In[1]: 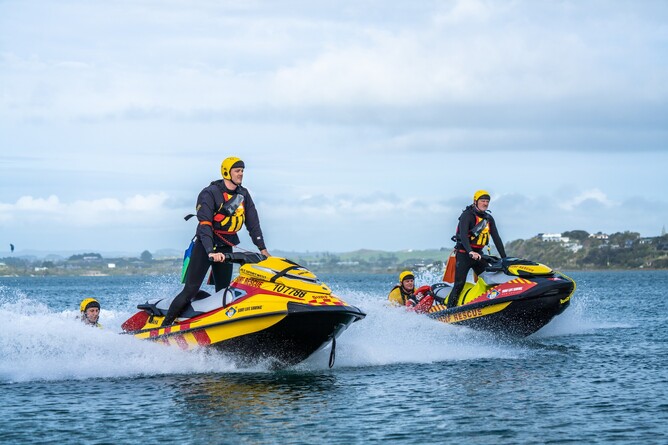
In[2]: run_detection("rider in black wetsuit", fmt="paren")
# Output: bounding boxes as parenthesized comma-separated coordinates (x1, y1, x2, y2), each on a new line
(161, 157, 270, 326)
(447, 190, 506, 308)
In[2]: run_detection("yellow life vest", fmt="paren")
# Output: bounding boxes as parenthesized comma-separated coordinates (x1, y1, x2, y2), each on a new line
(388, 285, 412, 306)
(213, 192, 246, 236)
(469, 215, 490, 249)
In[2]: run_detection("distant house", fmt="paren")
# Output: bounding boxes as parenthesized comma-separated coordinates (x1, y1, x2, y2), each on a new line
(589, 233, 609, 240)
(539, 233, 570, 243)
(107, 263, 116, 269)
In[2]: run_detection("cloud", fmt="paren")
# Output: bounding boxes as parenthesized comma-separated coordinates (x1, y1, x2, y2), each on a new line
(2, 1, 667, 125)
(0, 193, 173, 227)
(558, 189, 617, 211)
(1, 1, 667, 253)
(0, 186, 665, 253)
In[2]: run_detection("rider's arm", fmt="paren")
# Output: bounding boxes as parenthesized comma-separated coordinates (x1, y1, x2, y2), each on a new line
(195, 187, 217, 254)
(240, 188, 267, 252)
(489, 216, 507, 258)
(458, 212, 475, 253)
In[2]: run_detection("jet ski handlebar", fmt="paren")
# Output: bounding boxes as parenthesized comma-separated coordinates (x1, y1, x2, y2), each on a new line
(481, 254, 550, 276)
(480, 254, 503, 272)
(220, 252, 267, 265)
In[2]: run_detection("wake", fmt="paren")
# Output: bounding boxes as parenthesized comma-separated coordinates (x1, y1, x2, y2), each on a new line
(0, 276, 606, 382)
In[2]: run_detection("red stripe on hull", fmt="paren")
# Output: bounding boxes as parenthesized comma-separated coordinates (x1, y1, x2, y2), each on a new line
(192, 330, 212, 346)
(174, 335, 189, 350)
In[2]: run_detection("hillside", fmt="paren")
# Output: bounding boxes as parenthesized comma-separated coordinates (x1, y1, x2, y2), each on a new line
(1, 230, 667, 277)
(505, 231, 668, 270)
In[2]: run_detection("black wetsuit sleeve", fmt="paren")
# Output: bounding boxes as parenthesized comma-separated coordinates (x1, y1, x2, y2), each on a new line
(458, 211, 476, 253)
(241, 189, 267, 251)
(195, 187, 217, 254)
(489, 216, 506, 258)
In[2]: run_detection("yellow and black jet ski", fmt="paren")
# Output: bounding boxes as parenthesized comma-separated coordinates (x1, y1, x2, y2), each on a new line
(121, 253, 365, 368)
(427, 255, 575, 337)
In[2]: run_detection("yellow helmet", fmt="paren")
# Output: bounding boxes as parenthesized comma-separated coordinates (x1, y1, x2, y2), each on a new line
(399, 270, 414, 282)
(221, 157, 245, 180)
(80, 298, 100, 312)
(473, 190, 491, 202)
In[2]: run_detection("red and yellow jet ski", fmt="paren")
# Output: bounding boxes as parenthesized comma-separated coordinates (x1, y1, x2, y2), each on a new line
(427, 255, 576, 336)
(121, 253, 365, 368)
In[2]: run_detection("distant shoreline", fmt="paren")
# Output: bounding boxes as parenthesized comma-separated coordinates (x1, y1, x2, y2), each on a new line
(2, 229, 667, 276)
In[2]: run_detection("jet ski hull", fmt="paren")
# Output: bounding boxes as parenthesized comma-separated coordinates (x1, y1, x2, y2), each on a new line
(210, 304, 364, 367)
(428, 258, 576, 337)
(429, 281, 573, 337)
(122, 255, 366, 368)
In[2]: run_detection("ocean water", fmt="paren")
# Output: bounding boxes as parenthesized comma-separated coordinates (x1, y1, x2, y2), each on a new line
(1, 269, 667, 444)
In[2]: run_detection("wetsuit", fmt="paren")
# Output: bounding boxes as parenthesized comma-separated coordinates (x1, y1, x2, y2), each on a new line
(447, 205, 506, 308)
(162, 180, 266, 326)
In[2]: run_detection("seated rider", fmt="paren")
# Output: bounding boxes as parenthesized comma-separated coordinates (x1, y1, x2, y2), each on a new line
(80, 298, 102, 328)
(388, 271, 434, 313)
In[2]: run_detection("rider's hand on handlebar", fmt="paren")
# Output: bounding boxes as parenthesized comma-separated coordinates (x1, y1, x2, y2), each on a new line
(208, 252, 226, 262)
(469, 251, 481, 261)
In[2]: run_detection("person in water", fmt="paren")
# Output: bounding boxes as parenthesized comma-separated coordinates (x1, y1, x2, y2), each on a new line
(80, 298, 102, 328)
(447, 190, 506, 308)
(161, 156, 270, 327)
(388, 270, 434, 312)
(388, 270, 417, 306)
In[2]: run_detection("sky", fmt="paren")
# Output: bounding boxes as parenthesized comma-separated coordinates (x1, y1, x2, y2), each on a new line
(1, 0, 667, 256)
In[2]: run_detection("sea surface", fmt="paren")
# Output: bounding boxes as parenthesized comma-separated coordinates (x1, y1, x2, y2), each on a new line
(1, 269, 667, 444)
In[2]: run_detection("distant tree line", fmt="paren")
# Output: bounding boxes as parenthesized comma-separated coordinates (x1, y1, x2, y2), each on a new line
(507, 230, 668, 270)
(2, 230, 668, 277)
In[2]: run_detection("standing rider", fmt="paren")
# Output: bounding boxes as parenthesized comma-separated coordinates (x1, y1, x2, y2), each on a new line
(447, 190, 506, 308)
(161, 156, 270, 327)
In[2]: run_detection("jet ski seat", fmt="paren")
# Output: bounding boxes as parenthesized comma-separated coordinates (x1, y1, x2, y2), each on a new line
(137, 289, 229, 320)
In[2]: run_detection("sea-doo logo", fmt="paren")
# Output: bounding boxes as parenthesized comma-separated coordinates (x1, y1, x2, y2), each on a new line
(488, 289, 500, 299)
(501, 286, 524, 294)
(225, 307, 237, 318)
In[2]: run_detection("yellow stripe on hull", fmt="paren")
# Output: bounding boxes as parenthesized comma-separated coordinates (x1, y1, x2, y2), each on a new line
(431, 301, 511, 324)
(204, 313, 287, 345)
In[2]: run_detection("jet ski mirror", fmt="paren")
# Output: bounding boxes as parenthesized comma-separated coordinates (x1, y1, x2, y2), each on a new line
(221, 194, 244, 216)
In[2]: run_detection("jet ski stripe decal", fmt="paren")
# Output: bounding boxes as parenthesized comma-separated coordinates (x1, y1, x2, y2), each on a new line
(174, 334, 189, 350)
(192, 330, 211, 346)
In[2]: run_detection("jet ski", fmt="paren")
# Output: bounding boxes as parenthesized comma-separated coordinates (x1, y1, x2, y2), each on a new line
(121, 253, 365, 368)
(426, 255, 576, 337)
